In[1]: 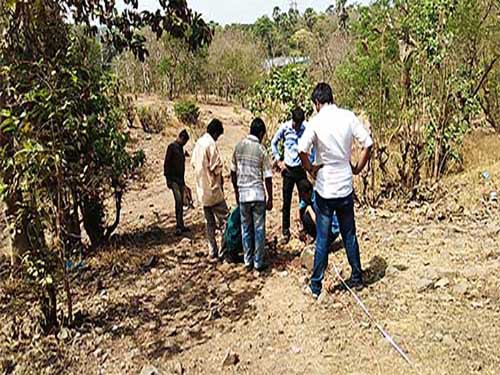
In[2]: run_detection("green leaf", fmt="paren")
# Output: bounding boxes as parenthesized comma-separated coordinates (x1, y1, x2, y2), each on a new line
(6, 0, 17, 11)
(0, 182, 7, 200)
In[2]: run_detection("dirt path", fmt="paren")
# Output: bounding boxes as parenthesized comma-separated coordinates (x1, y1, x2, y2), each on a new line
(1, 101, 499, 375)
(88, 103, 500, 375)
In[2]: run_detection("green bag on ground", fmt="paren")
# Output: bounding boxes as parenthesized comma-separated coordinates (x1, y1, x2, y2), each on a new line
(223, 206, 242, 260)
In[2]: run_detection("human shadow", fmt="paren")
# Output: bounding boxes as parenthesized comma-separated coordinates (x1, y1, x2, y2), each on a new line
(108, 221, 207, 251)
(71, 234, 269, 362)
(329, 255, 388, 293)
(363, 255, 388, 286)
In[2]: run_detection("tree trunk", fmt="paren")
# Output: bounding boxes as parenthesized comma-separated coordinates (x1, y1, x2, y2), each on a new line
(81, 195, 105, 249)
(4, 191, 30, 267)
(41, 283, 58, 333)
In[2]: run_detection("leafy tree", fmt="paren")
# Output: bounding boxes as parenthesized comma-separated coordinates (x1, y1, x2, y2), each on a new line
(113, 28, 208, 98)
(0, 0, 211, 332)
(247, 64, 313, 141)
(208, 29, 266, 101)
(333, 0, 498, 202)
(303, 8, 318, 31)
(253, 16, 279, 58)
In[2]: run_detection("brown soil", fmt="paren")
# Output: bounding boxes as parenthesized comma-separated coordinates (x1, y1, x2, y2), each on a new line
(1, 98, 499, 375)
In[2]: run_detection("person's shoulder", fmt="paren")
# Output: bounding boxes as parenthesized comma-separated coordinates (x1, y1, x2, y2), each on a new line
(234, 137, 246, 152)
(306, 112, 322, 130)
(335, 106, 357, 120)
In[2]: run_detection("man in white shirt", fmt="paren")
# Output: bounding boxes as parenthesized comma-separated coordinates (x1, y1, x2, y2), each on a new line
(298, 83, 373, 297)
(191, 119, 228, 259)
(231, 118, 273, 271)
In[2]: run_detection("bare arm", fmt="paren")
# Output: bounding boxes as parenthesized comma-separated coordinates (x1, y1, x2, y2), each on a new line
(299, 151, 323, 179)
(231, 171, 239, 204)
(351, 146, 372, 175)
(265, 177, 273, 211)
(351, 115, 374, 175)
(299, 151, 312, 172)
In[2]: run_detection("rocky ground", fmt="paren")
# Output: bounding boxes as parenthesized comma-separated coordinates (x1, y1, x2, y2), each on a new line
(1, 99, 499, 375)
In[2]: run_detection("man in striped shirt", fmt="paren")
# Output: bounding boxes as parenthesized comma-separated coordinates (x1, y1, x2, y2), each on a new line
(231, 118, 273, 271)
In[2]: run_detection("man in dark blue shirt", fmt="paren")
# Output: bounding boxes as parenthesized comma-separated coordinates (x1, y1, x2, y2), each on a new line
(271, 107, 312, 244)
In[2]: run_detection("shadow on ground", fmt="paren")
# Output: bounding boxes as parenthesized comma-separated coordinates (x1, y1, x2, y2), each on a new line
(69, 221, 287, 361)
(363, 255, 388, 286)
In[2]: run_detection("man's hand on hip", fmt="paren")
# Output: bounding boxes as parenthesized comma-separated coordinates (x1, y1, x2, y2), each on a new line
(308, 164, 323, 179)
(266, 198, 273, 211)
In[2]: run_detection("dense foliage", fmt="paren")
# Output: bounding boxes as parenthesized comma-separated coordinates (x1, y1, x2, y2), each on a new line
(0, 0, 211, 331)
(174, 100, 200, 125)
(247, 64, 313, 125)
(113, 27, 265, 101)
(332, 0, 498, 202)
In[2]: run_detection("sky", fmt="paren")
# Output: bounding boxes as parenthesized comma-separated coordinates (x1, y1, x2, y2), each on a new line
(117, 1, 370, 25)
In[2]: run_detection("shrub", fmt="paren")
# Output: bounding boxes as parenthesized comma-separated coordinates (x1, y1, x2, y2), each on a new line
(137, 106, 169, 134)
(174, 100, 200, 125)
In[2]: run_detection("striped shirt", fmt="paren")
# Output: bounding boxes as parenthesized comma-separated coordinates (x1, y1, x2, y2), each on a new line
(271, 120, 307, 167)
(231, 135, 273, 203)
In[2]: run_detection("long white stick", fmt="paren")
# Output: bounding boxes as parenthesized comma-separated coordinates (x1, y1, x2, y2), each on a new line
(331, 262, 415, 367)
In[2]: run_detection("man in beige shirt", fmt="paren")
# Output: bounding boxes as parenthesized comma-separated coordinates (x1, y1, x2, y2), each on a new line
(191, 119, 228, 259)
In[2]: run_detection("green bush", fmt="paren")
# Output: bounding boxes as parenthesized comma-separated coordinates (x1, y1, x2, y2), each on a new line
(137, 106, 169, 134)
(174, 100, 200, 124)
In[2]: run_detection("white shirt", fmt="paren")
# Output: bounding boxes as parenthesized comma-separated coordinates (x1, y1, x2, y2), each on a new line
(191, 133, 225, 207)
(298, 104, 373, 199)
(231, 135, 273, 203)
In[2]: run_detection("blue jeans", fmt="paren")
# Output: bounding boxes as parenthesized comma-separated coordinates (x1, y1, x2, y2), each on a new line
(310, 192, 362, 295)
(240, 201, 266, 268)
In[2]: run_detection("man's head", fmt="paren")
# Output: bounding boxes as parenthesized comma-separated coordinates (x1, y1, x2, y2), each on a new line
(207, 119, 224, 141)
(177, 129, 190, 146)
(291, 107, 305, 130)
(298, 179, 314, 205)
(250, 117, 267, 143)
(311, 82, 334, 112)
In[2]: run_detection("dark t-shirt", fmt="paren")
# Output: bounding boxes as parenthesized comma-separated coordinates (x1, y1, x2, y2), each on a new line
(164, 142, 185, 186)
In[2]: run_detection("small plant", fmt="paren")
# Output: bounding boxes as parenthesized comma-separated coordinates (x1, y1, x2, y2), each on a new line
(174, 100, 200, 125)
(137, 106, 169, 134)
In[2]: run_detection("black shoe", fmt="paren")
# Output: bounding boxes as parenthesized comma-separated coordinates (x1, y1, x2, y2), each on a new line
(244, 264, 253, 272)
(254, 264, 269, 274)
(175, 228, 183, 236)
(345, 278, 364, 292)
(181, 226, 191, 233)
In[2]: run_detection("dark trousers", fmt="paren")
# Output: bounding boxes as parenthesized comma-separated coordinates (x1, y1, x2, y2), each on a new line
(282, 165, 308, 236)
(167, 181, 184, 230)
(310, 192, 362, 295)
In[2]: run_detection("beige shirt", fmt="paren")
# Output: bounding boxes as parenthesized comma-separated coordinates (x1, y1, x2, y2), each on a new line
(191, 133, 225, 207)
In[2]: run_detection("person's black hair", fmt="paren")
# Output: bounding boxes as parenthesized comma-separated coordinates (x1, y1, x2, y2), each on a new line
(292, 107, 305, 125)
(207, 119, 224, 138)
(179, 129, 189, 141)
(250, 117, 266, 138)
(311, 82, 334, 105)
